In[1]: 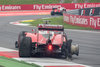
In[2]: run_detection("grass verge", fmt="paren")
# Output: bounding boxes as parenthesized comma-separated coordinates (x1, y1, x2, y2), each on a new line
(0, 56, 40, 67)
(20, 16, 93, 30)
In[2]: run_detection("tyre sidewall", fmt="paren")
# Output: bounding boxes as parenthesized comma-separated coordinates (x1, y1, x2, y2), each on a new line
(19, 37, 32, 57)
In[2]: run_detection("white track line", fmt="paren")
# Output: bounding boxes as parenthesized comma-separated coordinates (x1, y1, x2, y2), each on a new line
(0, 47, 91, 67)
(10, 20, 100, 34)
(14, 58, 91, 67)
(10, 22, 30, 26)
(0, 47, 17, 51)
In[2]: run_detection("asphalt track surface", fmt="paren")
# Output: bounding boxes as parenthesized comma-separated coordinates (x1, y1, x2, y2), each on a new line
(0, 15, 100, 67)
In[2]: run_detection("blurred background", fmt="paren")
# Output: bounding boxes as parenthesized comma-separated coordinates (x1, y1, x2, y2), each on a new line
(0, 0, 99, 5)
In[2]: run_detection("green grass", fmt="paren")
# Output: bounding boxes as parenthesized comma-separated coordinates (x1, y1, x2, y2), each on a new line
(87, 0, 100, 3)
(78, 0, 100, 3)
(0, 56, 40, 67)
(0, 0, 60, 5)
(21, 16, 93, 30)
(0, 0, 99, 5)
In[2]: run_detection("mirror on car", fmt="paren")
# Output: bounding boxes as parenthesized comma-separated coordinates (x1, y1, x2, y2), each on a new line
(32, 29, 34, 31)
(32, 29, 37, 34)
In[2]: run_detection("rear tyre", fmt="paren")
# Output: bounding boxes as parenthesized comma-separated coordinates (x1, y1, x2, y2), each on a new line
(67, 39, 72, 59)
(61, 42, 68, 59)
(19, 37, 32, 57)
(62, 49, 68, 59)
(15, 41, 18, 48)
(60, 12, 63, 15)
(19, 31, 26, 38)
(51, 11, 55, 16)
(17, 31, 27, 48)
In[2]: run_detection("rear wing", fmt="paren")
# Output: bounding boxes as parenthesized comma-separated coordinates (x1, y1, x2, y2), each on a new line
(38, 24, 64, 31)
(52, 8, 57, 10)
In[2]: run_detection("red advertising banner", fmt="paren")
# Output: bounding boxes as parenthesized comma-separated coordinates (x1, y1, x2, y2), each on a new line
(63, 14, 100, 29)
(0, 3, 100, 11)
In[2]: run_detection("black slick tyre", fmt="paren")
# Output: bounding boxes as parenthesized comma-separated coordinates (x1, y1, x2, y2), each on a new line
(51, 11, 55, 16)
(61, 42, 68, 59)
(17, 31, 26, 48)
(15, 41, 18, 48)
(19, 37, 32, 57)
(67, 40, 72, 59)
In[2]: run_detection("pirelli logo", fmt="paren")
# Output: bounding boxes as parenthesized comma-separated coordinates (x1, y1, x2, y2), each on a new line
(81, 8, 95, 16)
(89, 8, 95, 16)
(81, 9, 85, 16)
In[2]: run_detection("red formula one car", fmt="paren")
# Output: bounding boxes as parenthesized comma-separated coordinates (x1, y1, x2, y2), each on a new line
(51, 7, 66, 16)
(15, 24, 79, 59)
